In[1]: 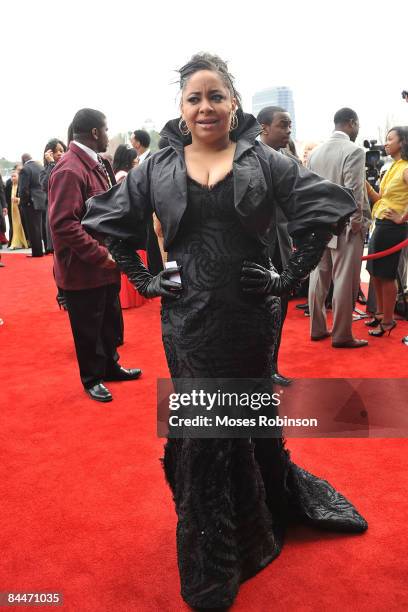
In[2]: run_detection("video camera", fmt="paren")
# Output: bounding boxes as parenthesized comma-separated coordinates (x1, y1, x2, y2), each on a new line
(363, 139, 386, 191)
(402, 90, 408, 101)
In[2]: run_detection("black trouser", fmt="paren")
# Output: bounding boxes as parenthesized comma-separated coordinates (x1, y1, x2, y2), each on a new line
(271, 294, 288, 373)
(45, 205, 53, 252)
(24, 205, 43, 256)
(18, 205, 29, 245)
(270, 243, 288, 374)
(6, 202, 13, 245)
(64, 283, 121, 388)
(0, 209, 6, 235)
(146, 215, 164, 275)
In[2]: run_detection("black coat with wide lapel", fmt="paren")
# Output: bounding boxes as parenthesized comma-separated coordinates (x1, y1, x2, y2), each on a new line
(82, 111, 356, 250)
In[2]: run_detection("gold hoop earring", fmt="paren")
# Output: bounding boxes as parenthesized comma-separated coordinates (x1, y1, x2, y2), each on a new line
(178, 118, 190, 136)
(230, 110, 238, 132)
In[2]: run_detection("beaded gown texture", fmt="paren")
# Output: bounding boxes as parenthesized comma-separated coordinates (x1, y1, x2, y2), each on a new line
(161, 173, 367, 609)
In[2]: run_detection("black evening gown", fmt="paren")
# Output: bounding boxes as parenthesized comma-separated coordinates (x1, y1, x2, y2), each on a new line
(161, 173, 367, 609)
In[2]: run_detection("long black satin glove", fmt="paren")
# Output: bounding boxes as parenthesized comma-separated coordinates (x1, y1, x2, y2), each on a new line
(105, 237, 182, 299)
(241, 228, 332, 296)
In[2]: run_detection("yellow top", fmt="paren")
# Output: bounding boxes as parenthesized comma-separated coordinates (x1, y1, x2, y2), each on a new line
(372, 159, 408, 219)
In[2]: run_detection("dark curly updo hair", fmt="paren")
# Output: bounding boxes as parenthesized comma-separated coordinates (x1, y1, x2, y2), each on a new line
(388, 126, 408, 161)
(178, 52, 242, 107)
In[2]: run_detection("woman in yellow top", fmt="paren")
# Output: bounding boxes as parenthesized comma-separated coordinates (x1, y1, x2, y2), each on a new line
(366, 126, 408, 336)
(9, 169, 28, 250)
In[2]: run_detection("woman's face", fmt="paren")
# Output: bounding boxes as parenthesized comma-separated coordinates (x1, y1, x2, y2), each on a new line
(180, 70, 236, 145)
(11, 172, 18, 184)
(53, 143, 65, 163)
(385, 130, 401, 158)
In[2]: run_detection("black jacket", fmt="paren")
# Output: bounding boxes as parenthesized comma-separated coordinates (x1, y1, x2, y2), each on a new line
(82, 112, 356, 251)
(4, 178, 13, 207)
(0, 174, 6, 209)
(18, 160, 47, 211)
(39, 162, 55, 196)
(0, 174, 6, 234)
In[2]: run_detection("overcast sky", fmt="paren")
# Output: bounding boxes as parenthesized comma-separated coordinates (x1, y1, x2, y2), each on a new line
(1, 0, 407, 161)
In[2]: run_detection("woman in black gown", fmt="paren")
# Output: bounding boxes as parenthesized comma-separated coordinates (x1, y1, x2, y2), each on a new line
(83, 54, 367, 609)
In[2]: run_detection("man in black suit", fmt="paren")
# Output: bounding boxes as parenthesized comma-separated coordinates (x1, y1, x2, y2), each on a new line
(0, 173, 7, 266)
(4, 175, 13, 245)
(0, 173, 7, 233)
(130, 129, 163, 275)
(18, 154, 47, 257)
(257, 106, 297, 387)
(130, 129, 151, 162)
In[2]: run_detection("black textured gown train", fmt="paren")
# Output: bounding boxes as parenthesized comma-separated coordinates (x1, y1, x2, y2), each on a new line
(161, 173, 367, 609)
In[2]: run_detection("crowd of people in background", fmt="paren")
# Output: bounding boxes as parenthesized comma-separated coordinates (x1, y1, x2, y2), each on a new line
(253, 107, 408, 367)
(1, 104, 407, 360)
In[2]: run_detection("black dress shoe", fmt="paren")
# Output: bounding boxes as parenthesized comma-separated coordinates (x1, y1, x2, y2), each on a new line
(86, 383, 112, 402)
(402, 336, 408, 346)
(295, 302, 309, 310)
(272, 372, 293, 386)
(104, 366, 142, 382)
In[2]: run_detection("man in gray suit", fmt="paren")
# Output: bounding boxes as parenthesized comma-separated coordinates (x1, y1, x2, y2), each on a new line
(19, 154, 47, 257)
(307, 108, 370, 348)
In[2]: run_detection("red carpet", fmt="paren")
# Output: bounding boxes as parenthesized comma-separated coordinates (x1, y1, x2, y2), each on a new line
(1, 254, 407, 611)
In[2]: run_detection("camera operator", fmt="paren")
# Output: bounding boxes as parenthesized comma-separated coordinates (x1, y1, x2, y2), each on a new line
(364, 140, 387, 194)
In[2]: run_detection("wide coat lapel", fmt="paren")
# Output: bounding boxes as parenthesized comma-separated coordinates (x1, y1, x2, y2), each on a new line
(151, 147, 188, 250)
(233, 141, 268, 218)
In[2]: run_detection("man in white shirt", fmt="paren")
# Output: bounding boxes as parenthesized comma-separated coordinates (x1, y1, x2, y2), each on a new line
(130, 130, 151, 163)
(49, 108, 141, 402)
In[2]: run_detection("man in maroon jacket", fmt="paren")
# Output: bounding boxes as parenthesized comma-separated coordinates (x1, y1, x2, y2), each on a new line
(49, 108, 141, 402)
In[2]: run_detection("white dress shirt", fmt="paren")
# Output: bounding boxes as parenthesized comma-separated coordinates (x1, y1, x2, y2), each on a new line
(73, 140, 98, 162)
(138, 149, 151, 164)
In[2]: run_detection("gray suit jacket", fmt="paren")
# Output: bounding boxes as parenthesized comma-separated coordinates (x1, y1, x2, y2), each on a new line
(307, 132, 370, 238)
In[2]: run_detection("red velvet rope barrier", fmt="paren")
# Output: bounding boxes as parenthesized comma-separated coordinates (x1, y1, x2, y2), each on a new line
(361, 237, 408, 261)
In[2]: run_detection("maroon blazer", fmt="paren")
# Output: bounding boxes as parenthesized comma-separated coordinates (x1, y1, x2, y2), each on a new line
(49, 142, 120, 290)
